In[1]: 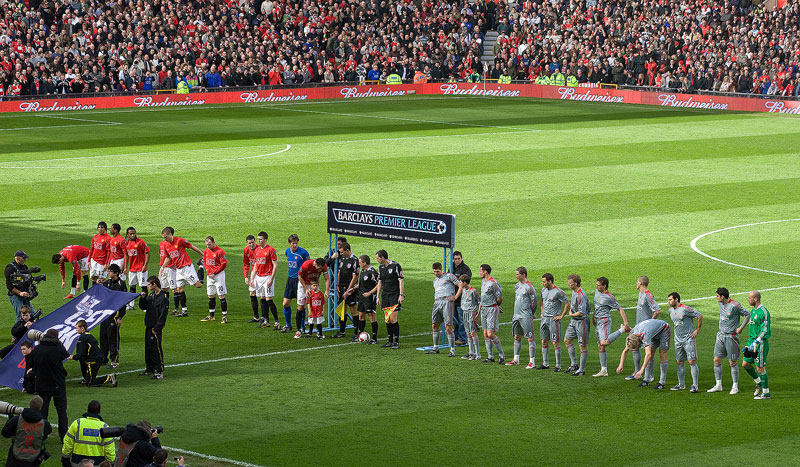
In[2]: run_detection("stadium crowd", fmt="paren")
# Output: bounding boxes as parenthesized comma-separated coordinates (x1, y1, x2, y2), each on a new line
(0, 0, 798, 97)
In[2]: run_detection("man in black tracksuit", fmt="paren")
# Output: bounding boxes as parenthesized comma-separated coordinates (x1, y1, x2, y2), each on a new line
(67, 320, 116, 387)
(101, 264, 127, 367)
(138, 276, 168, 379)
(28, 329, 69, 440)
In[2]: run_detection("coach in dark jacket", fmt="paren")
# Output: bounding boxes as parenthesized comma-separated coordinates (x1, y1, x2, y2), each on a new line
(28, 329, 69, 440)
(117, 421, 161, 467)
(2, 396, 53, 467)
(139, 277, 168, 378)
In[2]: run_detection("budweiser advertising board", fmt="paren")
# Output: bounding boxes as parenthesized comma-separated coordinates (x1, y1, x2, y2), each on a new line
(0, 83, 797, 114)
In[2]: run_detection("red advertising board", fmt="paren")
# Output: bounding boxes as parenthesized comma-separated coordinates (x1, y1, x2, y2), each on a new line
(0, 83, 798, 115)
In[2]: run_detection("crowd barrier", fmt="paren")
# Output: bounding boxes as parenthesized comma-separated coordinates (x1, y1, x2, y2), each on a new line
(1, 83, 798, 114)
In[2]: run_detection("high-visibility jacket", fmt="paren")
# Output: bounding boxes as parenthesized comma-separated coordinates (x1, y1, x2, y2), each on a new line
(552, 72, 565, 86)
(534, 76, 547, 85)
(176, 80, 190, 94)
(498, 74, 512, 84)
(62, 415, 115, 465)
(566, 75, 579, 87)
(413, 71, 427, 84)
(386, 74, 402, 84)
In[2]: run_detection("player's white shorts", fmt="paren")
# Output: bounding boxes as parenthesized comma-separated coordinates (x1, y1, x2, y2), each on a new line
(206, 271, 227, 296)
(254, 274, 275, 298)
(89, 259, 108, 279)
(110, 258, 126, 279)
(128, 270, 149, 287)
(248, 281, 256, 293)
(159, 267, 177, 290)
(76, 257, 89, 273)
(296, 281, 308, 305)
(176, 264, 200, 287)
(309, 316, 324, 325)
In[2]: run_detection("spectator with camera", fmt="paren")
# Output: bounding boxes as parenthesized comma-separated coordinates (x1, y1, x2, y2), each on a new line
(61, 400, 115, 467)
(115, 421, 162, 467)
(28, 329, 69, 441)
(1, 395, 53, 467)
(5, 251, 32, 320)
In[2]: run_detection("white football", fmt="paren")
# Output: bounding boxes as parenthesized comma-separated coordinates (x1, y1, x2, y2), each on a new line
(358, 332, 370, 342)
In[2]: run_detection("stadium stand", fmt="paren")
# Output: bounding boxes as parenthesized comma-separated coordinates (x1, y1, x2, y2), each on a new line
(0, 0, 797, 97)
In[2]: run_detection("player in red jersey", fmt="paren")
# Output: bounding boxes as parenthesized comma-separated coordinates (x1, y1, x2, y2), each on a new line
(125, 227, 150, 308)
(160, 226, 204, 317)
(249, 231, 279, 328)
(106, 223, 129, 282)
(201, 236, 228, 324)
(307, 281, 326, 339)
(158, 236, 177, 309)
(87, 221, 111, 283)
(243, 235, 260, 323)
(51, 245, 90, 299)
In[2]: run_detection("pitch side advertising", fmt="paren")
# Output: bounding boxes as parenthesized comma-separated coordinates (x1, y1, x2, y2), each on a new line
(327, 202, 455, 248)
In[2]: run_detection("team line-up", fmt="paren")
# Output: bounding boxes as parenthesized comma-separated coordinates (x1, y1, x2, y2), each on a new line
(50, 222, 773, 400)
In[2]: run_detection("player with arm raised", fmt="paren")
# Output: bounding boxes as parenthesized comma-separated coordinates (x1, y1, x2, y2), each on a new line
(425, 262, 460, 356)
(107, 223, 129, 283)
(708, 287, 750, 394)
(616, 319, 671, 389)
(479, 264, 505, 364)
(506, 267, 537, 368)
(626, 276, 661, 382)
(201, 236, 228, 324)
(667, 292, 702, 392)
(88, 221, 111, 284)
(160, 227, 204, 317)
(249, 231, 279, 329)
(540, 273, 569, 371)
(564, 274, 590, 376)
(592, 276, 629, 377)
(743, 290, 771, 399)
(52, 244, 89, 299)
(281, 234, 310, 333)
(243, 235, 260, 323)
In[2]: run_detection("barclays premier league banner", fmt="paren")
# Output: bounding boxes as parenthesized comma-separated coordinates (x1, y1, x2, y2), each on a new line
(328, 202, 455, 248)
(0, 284, 139, 391)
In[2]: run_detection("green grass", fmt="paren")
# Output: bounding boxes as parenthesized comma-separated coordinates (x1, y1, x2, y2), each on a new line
(0, 96, 799, 466)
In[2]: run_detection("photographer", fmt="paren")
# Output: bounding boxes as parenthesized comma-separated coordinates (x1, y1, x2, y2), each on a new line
(1, 395, 53, 467)
(0, 306, 36, 359)
(28, 329, 69, 441)
(5, 251, 32, 320)
(116, 421, 162, 467)
(145, 450, 183, 467)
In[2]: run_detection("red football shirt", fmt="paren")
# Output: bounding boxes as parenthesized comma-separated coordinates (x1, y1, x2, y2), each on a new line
(89, 233, 111, 264)
(126, 238, 150, 272)
(253, 245, 277, 276)
(242, 246, 257, 278)
(203, 246, 227, 275)
(109, 234, 126, 261)
(308, 289, 325, 318)
(58, 245, 89, 279)
(159, 240, 173, 268)
(299, 259, 327, 284)
(165, 237, 193, 269)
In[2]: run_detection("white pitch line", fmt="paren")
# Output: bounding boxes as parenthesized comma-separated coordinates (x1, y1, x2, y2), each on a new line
(0, 122, 120, 131)
(162, 445, 269, 467)
(34, 114, 122, 125)
(690, 219, 800, 277)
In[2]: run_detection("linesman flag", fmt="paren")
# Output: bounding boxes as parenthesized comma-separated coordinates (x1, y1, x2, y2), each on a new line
(335, 300, 346, 321)
(382, 305, 398, 323)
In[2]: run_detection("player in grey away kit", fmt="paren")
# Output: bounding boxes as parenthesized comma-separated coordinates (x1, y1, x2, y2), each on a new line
(426, 262, 460, 357)
(616, 318, 671, 389)
(667, 292, 703, 392)
(539, 273, 569, 371)
(626, 276, 661, 382)
(564, 274, 590, 375)
(708, 287, 750, 395)
(458, 275, 481, 360)
(505, 267, 537, 367)
(479, 264, 505, 364)
(593, 277, 629, 377)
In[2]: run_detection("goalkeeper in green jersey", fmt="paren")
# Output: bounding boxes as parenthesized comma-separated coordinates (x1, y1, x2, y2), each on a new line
(743, 291, 771, 400)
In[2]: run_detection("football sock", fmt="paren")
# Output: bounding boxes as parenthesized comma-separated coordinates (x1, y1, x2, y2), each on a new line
(542, 346, 549, 366)
(713, 363, 723, 384)
(317, 324, 322, 334)
(178, 292, 187, 309)
(690, 363, 699, 387)
(567, 344, 577, 366)
(371, 321, 378, 340)
(473, 336, 481, 358)
(529, 341, 536, 364)
(260, 299, 269, 319)
(446, 332, 455, 351)
(492, 337, 504, 359)
(283, 306, 292, 327)
(579, 350, 587, 372)
(386, 323, 392, 342)
(393, 322, 399, 342)
(555, 348, 561, 368)
(633, 349, 641, 373)
(644, 361, 653, 382)
(599, 350, 607, 369)
(220, 298, 227, 314)
(358, 319, 366, 333)
(467, 336, 474, 355)
(174, 294, 180, 310)
(70, 287, 76, 295)
(608, 329, 623, 343)
(340, 316, 347, 333)
(250, 295, 259, 318)
(267, 300, 278, 321)
(432, 331, 439, 349)
(745, 365, 759, 381)
(297, 308, 305, 331)
(731, 365, 739, 384)
(129, 285, 136, 293)
(485, 339, 493, 359)
(71, 276, 78, 288)
(759, 371, 769, 393)
(209, 298, 216, 313)
(659, 361, 668, 385)
(677, 362, 685, 387)
(513, 340, 521, 361)
(83, 276, 89, 291)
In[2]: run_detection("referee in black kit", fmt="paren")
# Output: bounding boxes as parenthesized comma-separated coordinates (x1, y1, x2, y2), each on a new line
(376, 250, 404, 349)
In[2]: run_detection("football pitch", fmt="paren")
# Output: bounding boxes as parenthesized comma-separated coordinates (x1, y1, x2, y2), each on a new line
(1, 95, 799, 466)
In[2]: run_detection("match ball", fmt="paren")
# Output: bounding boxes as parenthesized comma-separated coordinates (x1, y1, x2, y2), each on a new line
(358, 332, 370, 342)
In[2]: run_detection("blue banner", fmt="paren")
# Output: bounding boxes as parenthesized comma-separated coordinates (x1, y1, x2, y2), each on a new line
(0, 284, 139, 391)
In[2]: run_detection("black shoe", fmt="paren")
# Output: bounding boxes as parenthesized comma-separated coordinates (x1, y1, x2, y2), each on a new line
(391, 342, 400, 349)
(653, 383, 665, 390)
(152, 373, 163, 379)
(369, 339, 378, 345)
(247, 318, 260, 323)
(483, 358, 495, 363)
(425, 348, 440, 354)
(553, 367, 561, 372)
(332, 331, 346, 338)
(381, 341, 393, 348)
(536, 364, 550, 370)
(177, 311, 188, 317)
(139, 372, 153, 376)
(281, 326, 292, 333)
(565, 365, 576, 374)
(302, 333, 314, 339)
(571, 370, 585, 376)
(350, 335, 360, 342)
(639, 381, 651, 388)
(497, 357, 505, 365)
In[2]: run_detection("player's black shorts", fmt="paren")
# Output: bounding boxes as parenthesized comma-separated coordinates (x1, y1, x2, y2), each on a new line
(382, 292, 401, 312)
(358, 295, 377, 314)
(283, 277, 299, 299)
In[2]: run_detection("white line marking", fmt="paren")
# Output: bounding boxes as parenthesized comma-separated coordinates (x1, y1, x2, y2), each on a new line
(258, 105, 541, 132)
(690, 219, 800, 277)
(34, 114, 122, 125)
(0, 122, 120, 131)
(162, 445, 269, 467)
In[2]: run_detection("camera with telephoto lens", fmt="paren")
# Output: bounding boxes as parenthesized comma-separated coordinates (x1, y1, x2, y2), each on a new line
(0, 401, 24, 416)
(100, 425, 163, 438)
(10, 266, 46, 300)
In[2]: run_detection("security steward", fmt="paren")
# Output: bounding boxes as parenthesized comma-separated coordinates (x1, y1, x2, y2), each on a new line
(552, 68, 566, 86)
(1, 395, 52, 467)
(61, 400, 115, 466)
(386, 72, 402, 85)
(566, 73, 579, 87)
